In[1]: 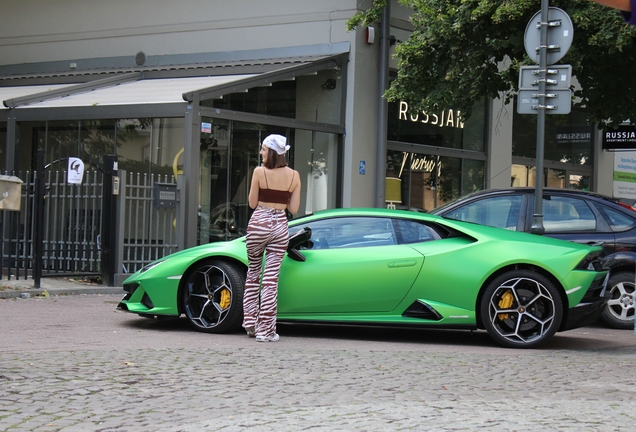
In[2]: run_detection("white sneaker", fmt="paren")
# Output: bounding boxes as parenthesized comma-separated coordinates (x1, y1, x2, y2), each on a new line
(245, 327, 255, 338)
(256, 333, 280, 342)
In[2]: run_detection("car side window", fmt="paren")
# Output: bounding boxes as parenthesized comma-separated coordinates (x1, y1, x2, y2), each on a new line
(596, 204, 636, 232)
(443, 195, 521, 230)
(301, 217, 396, 249)
(392, 218, 443, 244)
(542, 196, 596, 233)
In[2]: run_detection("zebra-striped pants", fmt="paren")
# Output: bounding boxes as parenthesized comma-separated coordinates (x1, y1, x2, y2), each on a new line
(243, 206, 289, 339)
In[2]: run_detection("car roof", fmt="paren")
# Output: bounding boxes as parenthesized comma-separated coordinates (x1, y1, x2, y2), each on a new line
(431, 187, 625, 214)
(286, 206, 597, 248)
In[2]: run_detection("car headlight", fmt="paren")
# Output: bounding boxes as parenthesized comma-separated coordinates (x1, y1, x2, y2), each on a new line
(139, 259, 167, 273)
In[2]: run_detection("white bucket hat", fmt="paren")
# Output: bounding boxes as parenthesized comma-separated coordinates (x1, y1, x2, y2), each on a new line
(262, 134, 290, 155)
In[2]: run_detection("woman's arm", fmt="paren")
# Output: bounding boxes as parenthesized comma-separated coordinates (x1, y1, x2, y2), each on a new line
(287, 171, 301, 215)
(248, 167, 262, 209)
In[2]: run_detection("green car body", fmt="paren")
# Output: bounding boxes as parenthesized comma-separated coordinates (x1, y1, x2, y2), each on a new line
(118, 208, 608, 348)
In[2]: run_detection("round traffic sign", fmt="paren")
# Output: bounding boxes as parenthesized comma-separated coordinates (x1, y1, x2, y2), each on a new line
(524, 7, 574, 65)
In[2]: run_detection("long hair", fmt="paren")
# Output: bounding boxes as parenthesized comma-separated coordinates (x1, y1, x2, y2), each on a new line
(263, 147, 287, 169)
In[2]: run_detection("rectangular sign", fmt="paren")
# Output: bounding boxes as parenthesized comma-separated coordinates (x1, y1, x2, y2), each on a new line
(613, 151, 636, 199)
(603, 125, 636, 150)
(154, 183, 178, 208)
(517, 89, 571, 115)
(518, 65, 572, 89)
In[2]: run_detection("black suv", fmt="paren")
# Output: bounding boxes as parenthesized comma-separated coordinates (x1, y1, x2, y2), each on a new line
(431, 188, 636, 329)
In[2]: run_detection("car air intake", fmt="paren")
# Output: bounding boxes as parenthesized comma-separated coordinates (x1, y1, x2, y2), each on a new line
(402, 300, 443, 321)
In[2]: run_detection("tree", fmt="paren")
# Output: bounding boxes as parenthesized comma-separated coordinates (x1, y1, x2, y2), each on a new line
(347, 0, 636, 127)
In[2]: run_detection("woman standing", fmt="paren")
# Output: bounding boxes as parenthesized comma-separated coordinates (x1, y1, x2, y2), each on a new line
(243, 134, 301, 342)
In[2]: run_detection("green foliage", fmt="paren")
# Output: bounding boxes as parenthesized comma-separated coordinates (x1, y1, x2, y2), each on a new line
(348, 0, 636, 127)
(346, 0, 387, 30)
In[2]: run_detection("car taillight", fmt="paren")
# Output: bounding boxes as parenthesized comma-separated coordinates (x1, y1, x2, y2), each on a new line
(575, 250, 604, 271)
(618, 201, 636, 212)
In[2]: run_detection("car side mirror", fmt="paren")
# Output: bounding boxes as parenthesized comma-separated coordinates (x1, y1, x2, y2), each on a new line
(287, 227, 312, 262)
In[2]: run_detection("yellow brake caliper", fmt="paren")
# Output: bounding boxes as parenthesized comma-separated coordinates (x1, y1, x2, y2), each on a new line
(219, 289, 231, 310)
(498, 290, 514, 320)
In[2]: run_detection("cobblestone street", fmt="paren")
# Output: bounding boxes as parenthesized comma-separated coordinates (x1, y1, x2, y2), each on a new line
(1, 294, 635, 431)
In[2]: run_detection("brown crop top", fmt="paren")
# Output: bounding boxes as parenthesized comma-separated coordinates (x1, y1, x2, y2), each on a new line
(258, 170, 295, 204)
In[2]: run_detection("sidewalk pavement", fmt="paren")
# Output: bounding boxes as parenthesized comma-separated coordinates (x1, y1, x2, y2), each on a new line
(0, 276, 123, 299)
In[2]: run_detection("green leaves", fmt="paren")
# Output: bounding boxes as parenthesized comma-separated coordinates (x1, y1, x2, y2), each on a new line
(347, 0, 636, 126)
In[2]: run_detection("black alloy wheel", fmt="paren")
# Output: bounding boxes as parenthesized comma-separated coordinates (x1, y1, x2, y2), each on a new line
(481, 270, 563, 349)
(182, 260, 245, 333)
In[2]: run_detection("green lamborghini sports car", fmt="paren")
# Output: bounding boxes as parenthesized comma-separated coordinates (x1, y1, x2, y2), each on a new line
(118, 208, 609, 348)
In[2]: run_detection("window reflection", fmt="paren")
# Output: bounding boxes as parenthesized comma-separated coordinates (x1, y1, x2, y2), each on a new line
(386, 150, 484, 211)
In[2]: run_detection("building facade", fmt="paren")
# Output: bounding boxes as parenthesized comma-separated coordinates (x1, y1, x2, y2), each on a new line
(0, 0, 615, 279)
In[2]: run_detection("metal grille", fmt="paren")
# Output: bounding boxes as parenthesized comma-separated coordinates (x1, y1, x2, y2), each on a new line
(42, 169, 103, 275)
(1, 169, 178, 281)
(122, 172, 178, 274)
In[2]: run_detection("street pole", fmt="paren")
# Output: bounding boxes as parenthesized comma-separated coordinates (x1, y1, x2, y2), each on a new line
(530, 0, 549, 235)
(375, 1, 390, 208)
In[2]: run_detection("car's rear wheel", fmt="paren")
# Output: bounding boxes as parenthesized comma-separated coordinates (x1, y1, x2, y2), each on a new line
(181, 260, 245, 333)
(480, 270, 563, 348)
(600, 271, 635, 330)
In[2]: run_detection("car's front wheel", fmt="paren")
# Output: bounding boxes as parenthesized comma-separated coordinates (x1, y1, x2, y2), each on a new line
(600, 271, 635, 329)
(181, 260, 245, 333)
(480, 270, 563, 348)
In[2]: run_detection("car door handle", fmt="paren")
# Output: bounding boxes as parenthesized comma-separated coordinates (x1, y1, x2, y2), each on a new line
(388, 260, 417, 268)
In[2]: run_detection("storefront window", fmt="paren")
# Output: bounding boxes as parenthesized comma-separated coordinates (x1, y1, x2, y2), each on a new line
(117, 118, 184, 177)
(387, 150, 484, 211)
(511, 165, 589, 190)
(511, 165, 569, 188)
(512, 105, 594, 166)
(197, 119, 339, 244)
(13, 118, 182, 177)
(296, 130, 338, 214)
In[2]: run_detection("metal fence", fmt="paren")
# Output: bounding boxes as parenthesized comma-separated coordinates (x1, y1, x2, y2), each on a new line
(121, 172, 178, 274)
(0, 169, 178, 281)
(43, 169, 103, 275)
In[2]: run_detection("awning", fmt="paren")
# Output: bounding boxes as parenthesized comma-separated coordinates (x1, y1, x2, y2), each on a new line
(1, 52, 347, 122)
(0, 84, 74, 110)
(3, 75, 254, 110)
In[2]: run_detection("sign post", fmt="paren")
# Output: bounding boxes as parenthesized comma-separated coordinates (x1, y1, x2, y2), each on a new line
(520, 2, 574, 234)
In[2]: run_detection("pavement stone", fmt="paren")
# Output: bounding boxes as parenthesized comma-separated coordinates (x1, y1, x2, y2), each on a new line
(1, 344, 635, 431)
(1, 286, 634, 431)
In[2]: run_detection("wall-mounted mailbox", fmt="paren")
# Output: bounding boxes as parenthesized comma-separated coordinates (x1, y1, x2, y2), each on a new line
(154, 183, 177, 208)
(0, 175, 23, 211)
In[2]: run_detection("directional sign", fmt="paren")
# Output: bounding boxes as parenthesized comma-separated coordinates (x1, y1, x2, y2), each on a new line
(524, 7, 574, 65)
(517, 89, 572, 115)
(518, 65, 571, 90)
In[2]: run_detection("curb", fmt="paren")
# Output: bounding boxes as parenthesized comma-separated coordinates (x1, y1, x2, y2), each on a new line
(0, 287, 124, 299)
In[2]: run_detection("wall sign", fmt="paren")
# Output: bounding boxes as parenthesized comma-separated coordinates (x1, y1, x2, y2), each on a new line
(613, 151, 636, 199)
(67, 157, 85, 185)
(397, 101, 464, 129)
(603, 126, 636, 150)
